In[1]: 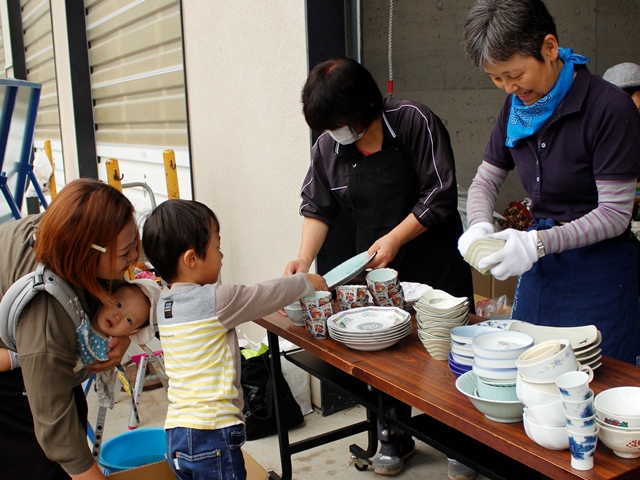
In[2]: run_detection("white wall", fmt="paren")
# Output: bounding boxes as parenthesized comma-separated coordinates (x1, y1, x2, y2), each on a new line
(181, 2, 311, 341)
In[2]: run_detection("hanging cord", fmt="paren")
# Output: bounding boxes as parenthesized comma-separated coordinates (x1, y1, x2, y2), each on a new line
(388, 0, 394, 96)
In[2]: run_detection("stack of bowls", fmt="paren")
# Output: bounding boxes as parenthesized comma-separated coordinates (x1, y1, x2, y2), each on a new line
(455, 370, 525, 423)
(448, 325, 497, 377)
(594, 387, 640, 458)
(472, 331, 534, 403)
(414, 289, 470, 361)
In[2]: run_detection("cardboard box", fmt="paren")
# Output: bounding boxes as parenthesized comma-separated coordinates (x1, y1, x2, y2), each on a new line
(471, 267, 518, 303)
(107, 449, 269, 479)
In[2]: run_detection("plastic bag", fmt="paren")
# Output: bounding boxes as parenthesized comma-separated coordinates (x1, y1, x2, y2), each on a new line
(475, 295, 509, 318)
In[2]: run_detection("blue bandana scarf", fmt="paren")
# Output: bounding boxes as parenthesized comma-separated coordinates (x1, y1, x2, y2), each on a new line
(506, 47, 588, 147)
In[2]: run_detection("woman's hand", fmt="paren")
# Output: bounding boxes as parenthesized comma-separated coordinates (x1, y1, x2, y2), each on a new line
(283, 257, 312, 276)
(367, 233, 402, 269)
(89, 335, 132, 373)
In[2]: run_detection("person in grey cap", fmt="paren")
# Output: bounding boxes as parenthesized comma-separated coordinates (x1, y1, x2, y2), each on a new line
(603, 62, 640, 112)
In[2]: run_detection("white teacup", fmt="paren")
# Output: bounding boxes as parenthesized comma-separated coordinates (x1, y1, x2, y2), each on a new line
(556, 370, 593, 402)
(517, 339, 562, 366)
(565, 413, 598, 435)
(516, 339, 584, 383)
(567, 426, 599, 470)
(562, 389, 595, 418)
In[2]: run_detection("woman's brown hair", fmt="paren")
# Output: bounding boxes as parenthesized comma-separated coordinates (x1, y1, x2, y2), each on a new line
(34, 178, 137, 304)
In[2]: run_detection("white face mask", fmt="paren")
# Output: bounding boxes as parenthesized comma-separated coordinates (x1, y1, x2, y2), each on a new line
(328, 125, 365, 145)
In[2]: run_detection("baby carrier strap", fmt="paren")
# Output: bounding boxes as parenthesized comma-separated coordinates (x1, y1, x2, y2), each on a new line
(0, 263, 86, 351)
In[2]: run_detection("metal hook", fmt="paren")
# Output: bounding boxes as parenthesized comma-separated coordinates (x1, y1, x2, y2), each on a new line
(112, 171, 124, 181)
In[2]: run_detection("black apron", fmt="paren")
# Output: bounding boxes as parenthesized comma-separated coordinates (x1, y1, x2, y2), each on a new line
(346, 140, 474, 304)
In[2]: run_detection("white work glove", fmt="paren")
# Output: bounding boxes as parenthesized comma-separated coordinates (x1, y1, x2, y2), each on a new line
(458, 222, 495, 257)
(478, 229, 539, 281)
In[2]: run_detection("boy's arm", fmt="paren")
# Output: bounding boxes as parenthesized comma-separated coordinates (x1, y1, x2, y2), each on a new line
(216, 273, 315, 329)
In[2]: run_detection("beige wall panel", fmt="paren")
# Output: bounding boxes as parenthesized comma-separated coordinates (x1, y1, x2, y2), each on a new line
(94, 94, 186, 123)
(95, 129, 188, 148)
(91, 48, 183, 85)
(93, 69, 184, 99)
(88, 15, 180, 67)
(24, 59, 55, 82)
(86, 0, 176, 41)
(182, 0, 310, 289)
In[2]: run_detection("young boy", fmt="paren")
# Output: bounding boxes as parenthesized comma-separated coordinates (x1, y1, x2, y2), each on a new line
(142, 199, 328, 480)
(0, 279, 160, 372)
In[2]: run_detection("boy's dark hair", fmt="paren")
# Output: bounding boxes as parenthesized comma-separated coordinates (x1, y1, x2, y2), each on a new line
(142, 199, 220, 283)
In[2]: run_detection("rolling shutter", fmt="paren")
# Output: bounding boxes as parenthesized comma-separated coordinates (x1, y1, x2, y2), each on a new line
(85, 0, 188, 148)
(21, 0, 61, 143)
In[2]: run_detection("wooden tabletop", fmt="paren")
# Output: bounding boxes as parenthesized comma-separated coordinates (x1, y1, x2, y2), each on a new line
(256, 312, 640, 480)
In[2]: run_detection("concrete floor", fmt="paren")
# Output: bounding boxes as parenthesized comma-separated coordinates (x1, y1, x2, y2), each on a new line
(87, 354, 488, 480)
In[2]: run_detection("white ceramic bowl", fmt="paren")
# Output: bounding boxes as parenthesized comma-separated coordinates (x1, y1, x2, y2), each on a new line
(284, 302, 304, 326)
(451, 351, 474, 366)
(524, 399, 565, 427)
(451, 342, 474, 357)
(476, 378, 518, 401)
(473, 354, 518, 370)
(516, 340, 582, 384)
(594, 387, 640, 428)
(523, 409, 569, 450)
(472, 331, 534, 360)
(516, 373, 561, 408)
(450, 325, 497, 345)
(517, 339, 562, 365)
(455, 371, 524, 423)
(472, 362, 518, 381)
(596, 419, 640, 458)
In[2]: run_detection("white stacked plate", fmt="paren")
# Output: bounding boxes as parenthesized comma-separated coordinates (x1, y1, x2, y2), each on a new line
(400, 282, 432, 310)
(507, 321, 603, 370)
(327, 306, 412, 351)
(414, 289, 470, 360)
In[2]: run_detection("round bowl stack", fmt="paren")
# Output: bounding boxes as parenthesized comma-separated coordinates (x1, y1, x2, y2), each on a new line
(448, 324, 497, 377)
(471, 331, 534, 405)
(455, 370, 524, 423)
(326, 306, 412, 351)
(414, 289, 470, 361)
(594, 387, 640, 458)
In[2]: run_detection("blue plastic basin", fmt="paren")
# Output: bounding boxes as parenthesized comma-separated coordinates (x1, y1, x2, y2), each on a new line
(99, 427, 166, 473)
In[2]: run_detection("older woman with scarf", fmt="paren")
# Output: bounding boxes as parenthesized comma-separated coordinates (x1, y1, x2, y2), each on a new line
(459, 0, 640, 366)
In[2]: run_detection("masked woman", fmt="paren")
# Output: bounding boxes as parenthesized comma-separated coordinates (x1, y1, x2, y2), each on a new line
(284, 57, 475, 478)
(459, 0, 640, 365)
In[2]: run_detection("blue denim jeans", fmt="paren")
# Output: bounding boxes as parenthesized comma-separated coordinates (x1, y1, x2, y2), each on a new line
(166, 424, 247, 480)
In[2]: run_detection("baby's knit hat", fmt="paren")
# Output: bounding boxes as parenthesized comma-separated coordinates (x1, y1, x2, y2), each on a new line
(126, 278, 161, 345)
(602, 62, 640, 90)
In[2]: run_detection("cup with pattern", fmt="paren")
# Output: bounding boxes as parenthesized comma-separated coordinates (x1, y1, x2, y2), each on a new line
(336, 285, 369, 311)
(300, 291, 333, 339)
(567, 426, 599, 470)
